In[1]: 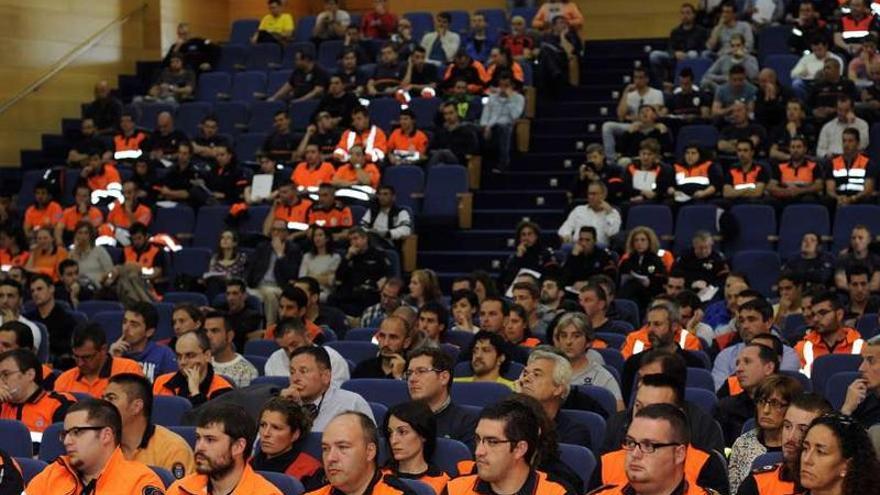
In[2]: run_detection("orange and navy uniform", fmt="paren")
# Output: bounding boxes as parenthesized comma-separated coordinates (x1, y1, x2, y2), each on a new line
(387, 128, 430, 161)
(596, 445, 720, 493)
(333, 163, 382, 189)
(124, 242, 165, 270)
(673, 161, 721, 197)
(307, 470, 423, 495)
(588, 480, 720, 495)
(29, 245, 68, 281)
(272, 198, 313, 225)
(168, 464, 280, 495)
(114, 130, 148, 159)
(153, 365, 233, 406)
(486, 61, 525, 87)
(0, 387, 75, 439)
(60, 204, 104, 232)
(106, 200, 153, 229)
(307, 201, 354, 231)
(447, 469, 571, 495)
(26, 447, 164, 494)
(442, 60, 490, 94)
(514, 336, 542, 348)
(737, 462, 796, 495)
(86, 163, 122, 191)
(129, 423, 196, 481)
(0, 249, 29, 267)
(53, 355, 144, 398)
(794, 328, 864, 377)
(251, 444, 323, 489)
(292, 161, 336, 189)
(725, 163, 769, 191)
(23, 201, 63, 232)
(381, 465, 451, 495)
(621, 327, 703, 359)
(264, 318, 325, 343)
(334, 126, 388, 163)
(828, 153, 874, 196)
(773, 159, 820, 189)
(719, 375, 744, 397)
(838, 12, 880, 44)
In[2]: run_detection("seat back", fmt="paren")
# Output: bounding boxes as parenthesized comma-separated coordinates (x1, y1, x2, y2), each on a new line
(229, 19, 260, 45)
(293, 16, 318, 43)
(558, 409, 606, 450)
(317, 40, 345, 70)
(150, 466, 176, 488)
(93, 310, 125, 343)
(235, 131, 266, 162)
(369, 97, 401, 132)
(674, 205, 719, 252)
(432, 438, 471, 476)
(403, 12, 434, 40)
(214, 101, 249, 136)
(38, 423, 64, 462)
(259, 470, 305, 495)
(289, 100, 321, 131)
(170, 248, 212, 279)
(163, 291, 210, 306)
(625, 204, 673, 241)
(151, 205, 196, 239)
(833, 205, 880, 252)
(811, 354, 863, 395)
(686, 367, 715, 391)
(423, 165, 467, 224)
(382, 165, 425, 211)
(450, 382, 512, 407)
(576, 385, 617, 417)
(14, 457, 47, 484)
(729, 204, 776, 252)
(764, 54, 798, 87)
(558, 443, 597, 488)
(732, 250, 781, 297)
(246, 43, 282, 71)
(244, 339, 280, 357)
(685, 387, 718, 414)
(778, 204, 830, 258)
(675, 124, 718, 159)
(0, 420, 32, 457)
(193, 205, 231, 248)
(410, 97, 441, 129)
(325, 341, 379, 365)
(196, 72, 232, 101)
(248, 100, 287, 134)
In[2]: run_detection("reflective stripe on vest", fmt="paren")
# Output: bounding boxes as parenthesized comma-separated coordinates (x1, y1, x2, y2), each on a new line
(674, 161, 713, 186)
(345, 126, 384, 162)
(779, 161, 817, 186)
(831, 154, 870, 192)
(800, 338, 865, 377)
(633, 339, 646, 355)
(730, 166, 762, 190)
(841, 15, 874, 39)
(678, 331, 688, 348)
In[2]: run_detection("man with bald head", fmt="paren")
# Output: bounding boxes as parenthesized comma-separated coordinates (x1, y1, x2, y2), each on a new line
(352, 316, 412, 379)
(307, 412, 414, 495)
(84, 80, 123, 135)
(145, 111, 188, 162)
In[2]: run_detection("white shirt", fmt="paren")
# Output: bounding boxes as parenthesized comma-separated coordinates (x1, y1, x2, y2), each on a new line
(557, 205, 622, 245)
(816, 116, 870, 158)
(309, 385, 374, 432)
(264, 345, 350, 388)
(624, 87, 664, 117)
(790, 52, 844, 81)
(0, 315, 42, 354)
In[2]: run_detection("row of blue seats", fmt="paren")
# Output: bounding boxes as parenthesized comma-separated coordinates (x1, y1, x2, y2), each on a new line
(227, 8, 540, 47)
(133, 95, 450, 138)
(626, 202, 880, 259)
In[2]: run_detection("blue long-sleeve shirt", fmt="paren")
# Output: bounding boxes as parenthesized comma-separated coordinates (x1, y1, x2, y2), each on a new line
(711, 341, 801, 390)
(126, 341, 178, 382)
(479, 91, 525, 127)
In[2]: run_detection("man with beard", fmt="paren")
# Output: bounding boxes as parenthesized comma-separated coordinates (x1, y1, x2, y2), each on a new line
(167, 402, 281, 495)
(793, 290, 865, 377)
(203, 311, 258, 388)
(307, 412, 415, 495)
(152, 330, 233, 407)
(352, 316, 412, 379)
(841, 337, 880, 426)
(446, 397, 575, 495)
(26, 398, 164, 493)
(621, 299, 703, 359)
(590, 403, 721, 495)
(737, 393, 832, 495)
(454, 330, 515, 389)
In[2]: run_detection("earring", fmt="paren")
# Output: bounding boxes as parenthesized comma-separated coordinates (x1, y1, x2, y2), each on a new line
(840, 472, 847, 478)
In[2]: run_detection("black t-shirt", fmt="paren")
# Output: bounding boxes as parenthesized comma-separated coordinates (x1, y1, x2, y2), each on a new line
(409, 63, 439, 86)
(145, 129, 188, 157)
(288, 65, 330, 99)
(315, 92, 359, 127)
(160, 163, 197, 191)
(668, 86, 709, 118)
(262, 131, 299, 162)
(309, 129, 342, 157)
(809, 79, 857, 111)
(768, 122, 817, 156)
(338, 68, 368, 92)
(72, 135, 107, 156)
(719, 123, 768, 151)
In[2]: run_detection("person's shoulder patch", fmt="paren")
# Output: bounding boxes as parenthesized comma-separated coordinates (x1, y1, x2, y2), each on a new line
(751, 463, 780, 474)
(143, 485, 164, 495)
(172, 462, 186, 479)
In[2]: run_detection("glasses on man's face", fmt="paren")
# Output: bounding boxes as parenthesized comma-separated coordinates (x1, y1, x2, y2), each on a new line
(621, 437, 681, 454)
(60, 425, 107, 442)
(758, 398, 789, 410)
(0, 369, 20, 381)
(404, 367, 440, 380)
(474, 435, 515, 448)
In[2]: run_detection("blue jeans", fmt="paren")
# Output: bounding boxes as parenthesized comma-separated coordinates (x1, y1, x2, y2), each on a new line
(490, 123, 514, 170)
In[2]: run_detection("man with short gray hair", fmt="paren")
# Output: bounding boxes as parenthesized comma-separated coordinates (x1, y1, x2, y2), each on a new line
(552, 312, 623, 410)
(517, 346, 593, 448)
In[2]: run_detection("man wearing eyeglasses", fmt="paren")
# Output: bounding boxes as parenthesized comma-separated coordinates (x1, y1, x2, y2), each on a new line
(0, 348, 75, 442)
(591, 403, 721, 495)
(54, 322, 144, 398)
(26, 398, 165, 494)
(446, 397, 575, 495)
(737, 392, 832, 495)
(279, 345, 373, 432)
(406, 347, 478, 449)
(794, 290, 865, 378)
(152, 330, 233, 407)
(590, 375, 729, 494)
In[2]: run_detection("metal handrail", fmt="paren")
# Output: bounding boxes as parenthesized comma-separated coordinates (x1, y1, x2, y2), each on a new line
(0, 2, 149, 115)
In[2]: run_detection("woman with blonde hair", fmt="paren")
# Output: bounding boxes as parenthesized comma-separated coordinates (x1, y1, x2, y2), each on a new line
(406, 268, 442, 308)
(617, 226, 667, 308)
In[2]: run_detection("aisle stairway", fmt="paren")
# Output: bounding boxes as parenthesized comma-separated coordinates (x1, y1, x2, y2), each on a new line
(418, 38, 664, 290)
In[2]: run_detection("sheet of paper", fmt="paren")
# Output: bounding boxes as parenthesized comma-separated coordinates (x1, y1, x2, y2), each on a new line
(250, 174, 274, 202)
